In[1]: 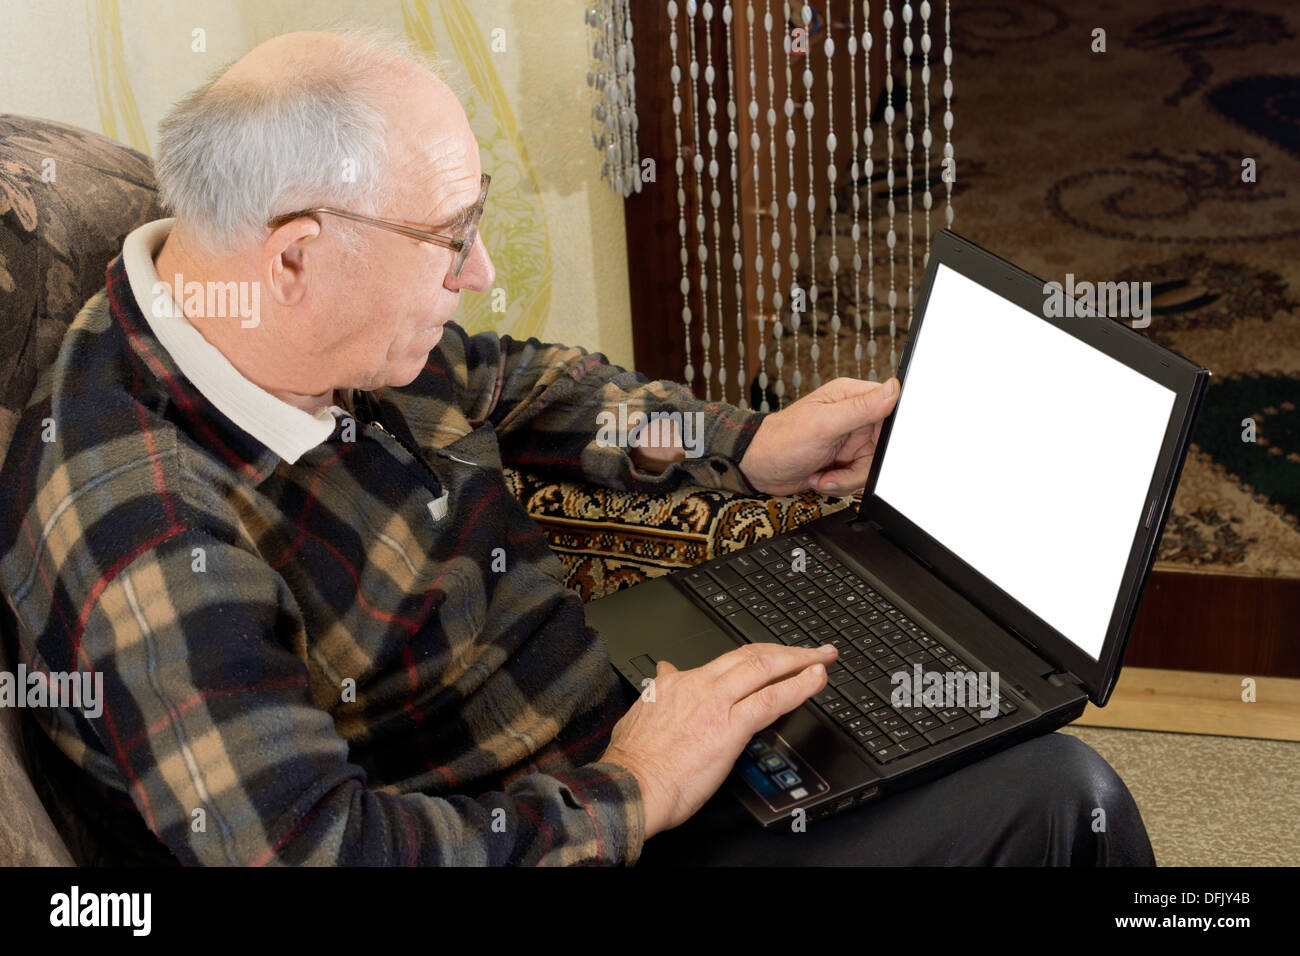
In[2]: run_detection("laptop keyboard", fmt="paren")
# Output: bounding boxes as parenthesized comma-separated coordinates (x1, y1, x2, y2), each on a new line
(680, 531, 1018, 766)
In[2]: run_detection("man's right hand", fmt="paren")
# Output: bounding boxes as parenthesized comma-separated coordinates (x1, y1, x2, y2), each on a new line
(599, 642, 838, 839)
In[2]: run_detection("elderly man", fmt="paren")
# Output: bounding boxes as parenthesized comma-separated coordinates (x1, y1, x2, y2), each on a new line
(1, 28, 1153, 867)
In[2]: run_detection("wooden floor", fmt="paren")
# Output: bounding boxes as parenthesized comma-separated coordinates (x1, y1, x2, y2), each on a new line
(1070, 667, 1300, 742)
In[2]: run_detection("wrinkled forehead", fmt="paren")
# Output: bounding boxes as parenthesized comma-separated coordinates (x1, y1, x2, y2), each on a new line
(383, 80, 481, 215)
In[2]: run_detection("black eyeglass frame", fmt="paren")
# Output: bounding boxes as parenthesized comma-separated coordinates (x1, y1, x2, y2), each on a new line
(266, 172, 491, 278)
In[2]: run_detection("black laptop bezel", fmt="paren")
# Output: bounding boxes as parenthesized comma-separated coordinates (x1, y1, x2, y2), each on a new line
(857, 229, 1210, 706)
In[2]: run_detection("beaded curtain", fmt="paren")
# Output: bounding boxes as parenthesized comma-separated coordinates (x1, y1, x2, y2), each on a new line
(588, 1, 955, 410)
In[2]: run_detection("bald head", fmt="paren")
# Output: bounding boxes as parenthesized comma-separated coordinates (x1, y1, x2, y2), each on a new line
(154, 26, 459, 257)
(150, 26, 495, 409)
(214, 29, 441, 106)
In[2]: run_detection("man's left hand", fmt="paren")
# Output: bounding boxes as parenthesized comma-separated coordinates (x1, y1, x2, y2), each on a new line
(739, 376, 900, 497)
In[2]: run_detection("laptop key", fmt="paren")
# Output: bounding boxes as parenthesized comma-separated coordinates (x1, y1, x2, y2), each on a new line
(838, 679, 871, 702)
(923, 715, 977, 743)
(869, 743, 908, 763)
(867, 675, 898, 699)
(725, 608, 779, 644)
(854, 664, 885, 683)
(727, 554, 759, 575)
(708, 564, 744, 588)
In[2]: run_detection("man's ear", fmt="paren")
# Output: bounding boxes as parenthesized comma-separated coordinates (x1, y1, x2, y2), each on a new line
(264, 219, 321, 307)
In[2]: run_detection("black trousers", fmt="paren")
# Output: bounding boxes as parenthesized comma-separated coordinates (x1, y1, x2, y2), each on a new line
(635, 730, 1157, 866)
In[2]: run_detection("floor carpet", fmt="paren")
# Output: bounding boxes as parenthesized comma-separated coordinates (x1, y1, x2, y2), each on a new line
(772, 0, 1300, 578)
(1061, 724, 1299, 866)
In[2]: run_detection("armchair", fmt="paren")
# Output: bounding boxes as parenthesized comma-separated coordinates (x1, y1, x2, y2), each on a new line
(0, 114, 855, 865)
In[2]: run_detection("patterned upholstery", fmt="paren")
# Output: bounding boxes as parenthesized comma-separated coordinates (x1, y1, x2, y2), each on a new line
(0, 115, 166, 473)
(505, 467, 855, 601)
(0, 113, 850, 865)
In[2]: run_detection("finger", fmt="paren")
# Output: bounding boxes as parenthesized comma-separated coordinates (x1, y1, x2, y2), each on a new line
(713, 642, 837, 701)
(812, 456, 874, 495)
(828, 428, 877, 467)
(729, 660, 830, 731)
(818, 377, 898, 438)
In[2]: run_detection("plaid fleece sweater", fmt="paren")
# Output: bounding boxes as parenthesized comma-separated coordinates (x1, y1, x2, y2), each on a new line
(0, 251, 767, 866)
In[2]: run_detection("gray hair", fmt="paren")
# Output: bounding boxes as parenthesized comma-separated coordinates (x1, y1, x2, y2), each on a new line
(154, 25, 452, 258)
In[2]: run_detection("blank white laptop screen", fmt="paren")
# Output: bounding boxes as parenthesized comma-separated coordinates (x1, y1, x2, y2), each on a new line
(873, 263, 1177, 660)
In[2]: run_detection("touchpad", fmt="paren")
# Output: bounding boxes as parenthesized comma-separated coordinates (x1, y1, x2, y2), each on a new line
(586, 576, 742, 672)
(640, 625, 743, 672)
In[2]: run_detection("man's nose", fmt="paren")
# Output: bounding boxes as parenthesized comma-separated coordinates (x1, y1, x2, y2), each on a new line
(449, 238, 495, 292)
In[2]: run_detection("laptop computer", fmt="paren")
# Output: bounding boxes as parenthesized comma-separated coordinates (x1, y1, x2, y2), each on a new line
(584, 228, 1209, 828)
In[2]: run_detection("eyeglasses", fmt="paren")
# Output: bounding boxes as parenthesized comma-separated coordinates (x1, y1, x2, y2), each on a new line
(266, 172, 491, 278)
